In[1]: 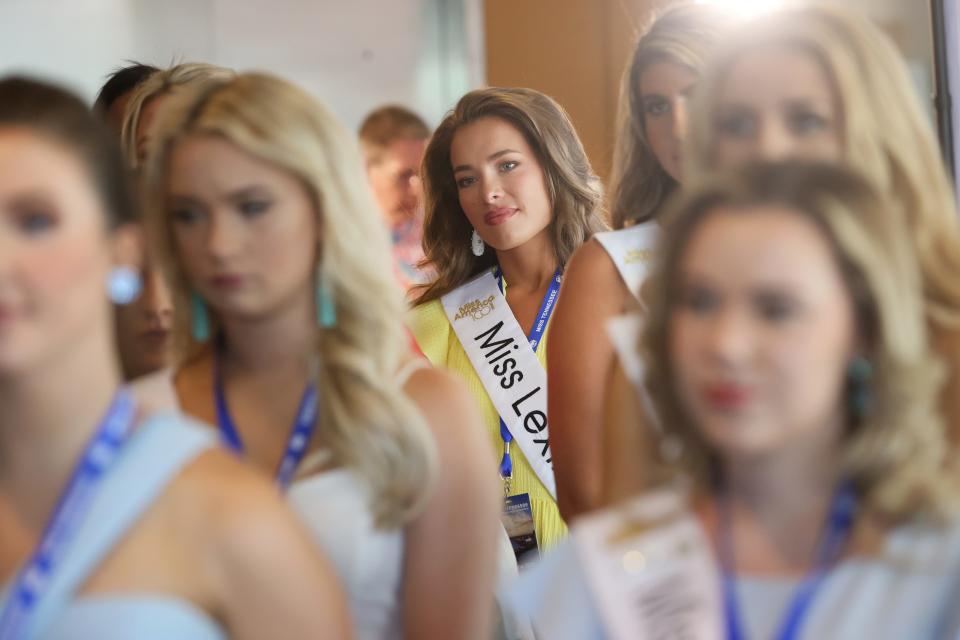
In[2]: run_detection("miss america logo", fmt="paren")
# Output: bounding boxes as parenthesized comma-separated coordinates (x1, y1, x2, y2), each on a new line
(454, 295, 496, 321)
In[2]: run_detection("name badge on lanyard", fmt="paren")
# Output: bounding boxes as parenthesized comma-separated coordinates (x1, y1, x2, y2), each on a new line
(214, 360, 320, 490)
(0, 389, 138, 640)
(572, 488, 724, 640)
(441, 268, 561, 499)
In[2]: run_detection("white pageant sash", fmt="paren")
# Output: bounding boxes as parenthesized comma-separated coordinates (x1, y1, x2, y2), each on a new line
(572, 488, 723, 640)
(594, 222, 659, 303)
(442, 271, 556, 498)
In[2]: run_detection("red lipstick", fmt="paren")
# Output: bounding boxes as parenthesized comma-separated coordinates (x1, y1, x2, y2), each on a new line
(703, 384, 752, 411)
(484, 207, 518, 226)
(209, 273, 245, 290)
(0, 304, 17, 324)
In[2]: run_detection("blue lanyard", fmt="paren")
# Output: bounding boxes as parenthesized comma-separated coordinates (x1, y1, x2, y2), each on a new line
(719, 482, 857, 640)
(494, 267, 562, 481)
(0, 389, 137, 640)
(214, 361, 319, 490)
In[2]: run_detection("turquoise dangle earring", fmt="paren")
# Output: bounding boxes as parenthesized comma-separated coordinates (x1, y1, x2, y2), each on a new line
(316, 272, 337, 328)
(847, 355, 873, 420)
(191, 292, 211, 342)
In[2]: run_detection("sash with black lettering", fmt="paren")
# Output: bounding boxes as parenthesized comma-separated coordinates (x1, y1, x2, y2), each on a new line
(593, 222, 659, 303)
(441, 269, 559, 498)
(572, 488, 724, 639)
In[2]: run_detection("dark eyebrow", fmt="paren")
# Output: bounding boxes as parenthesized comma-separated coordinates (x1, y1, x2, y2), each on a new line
(226, 185, 271, 200)
(167, 193, 203, 206)
(453, 148, 521, 174)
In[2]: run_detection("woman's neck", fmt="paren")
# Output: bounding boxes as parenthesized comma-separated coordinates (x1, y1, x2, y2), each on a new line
(715, 430, 845, 570)
(0, 328, 122, 525)
(218, 291, 316, 377)
(494, 229, 558, 295)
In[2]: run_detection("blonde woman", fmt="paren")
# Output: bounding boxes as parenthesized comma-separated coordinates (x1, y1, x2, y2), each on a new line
(508, 160, 960, 639)
(140, 74, 500, 639)
(685, 3, 960, 442)
(546, 4, 730, 520)
(0, 76, 349, 640)
(411, 87, 606, 554)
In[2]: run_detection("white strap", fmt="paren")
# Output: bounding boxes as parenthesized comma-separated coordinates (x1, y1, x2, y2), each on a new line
(395, 357, 430, 387)
(441, 271, 556, 498)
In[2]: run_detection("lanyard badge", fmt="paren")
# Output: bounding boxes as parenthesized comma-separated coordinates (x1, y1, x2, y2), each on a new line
(494, 267, 562, 567)
(494, 267, 562, 491)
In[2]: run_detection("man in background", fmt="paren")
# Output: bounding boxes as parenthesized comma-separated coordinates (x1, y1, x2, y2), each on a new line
(359, 105, 435, 291)
(93, 62, 158, 131)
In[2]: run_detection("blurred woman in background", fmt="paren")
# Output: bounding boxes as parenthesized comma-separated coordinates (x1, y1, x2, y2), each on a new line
(141, 72, 500, 640)
(546, 3, 731, 520)
(686, 2, 960, 443)
(603, 3, 960, 505)
(510, 160, 960, 639)
(0, 75, 348, 640)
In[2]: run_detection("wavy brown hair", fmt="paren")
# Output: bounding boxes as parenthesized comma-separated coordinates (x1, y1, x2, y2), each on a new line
(643, 160, 955, 523)
(416, 87, 606, 303)
(609, 3, 730, 229)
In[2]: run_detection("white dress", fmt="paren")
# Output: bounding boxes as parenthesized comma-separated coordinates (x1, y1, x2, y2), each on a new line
(287, 359, 526, 640)
(287, 466, 405, 639)
(130, 361, 525, 640)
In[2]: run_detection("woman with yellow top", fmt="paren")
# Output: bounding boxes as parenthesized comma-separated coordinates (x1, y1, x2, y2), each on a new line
(410, 87, 606, 553)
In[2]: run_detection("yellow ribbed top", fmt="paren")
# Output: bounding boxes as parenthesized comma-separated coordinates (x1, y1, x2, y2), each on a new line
(408, 297, 567, 550)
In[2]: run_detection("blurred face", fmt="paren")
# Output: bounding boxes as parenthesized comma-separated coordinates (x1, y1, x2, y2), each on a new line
(451, 116, 552, 252)
(712, 46, 843, 167)
(166, 135, 318, 324)
(670, 206, 855, 461)
(366, 138, 427, 226)
(0, 128, 117, 374)
(114, 255, 172, 380)
(640, 59, 698, 181)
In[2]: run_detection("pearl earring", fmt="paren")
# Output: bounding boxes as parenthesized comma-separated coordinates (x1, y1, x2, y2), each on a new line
(471, 229, 485, 257)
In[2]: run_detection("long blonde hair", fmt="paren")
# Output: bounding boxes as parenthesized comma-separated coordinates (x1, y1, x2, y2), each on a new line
(609, 3, 730, 229)
(643, 160, 954, 523)
(686, 3, 960, 328)
(417, 87, 606, 303)
(121, 62, 235, 167)
(142, 73, 437, 528)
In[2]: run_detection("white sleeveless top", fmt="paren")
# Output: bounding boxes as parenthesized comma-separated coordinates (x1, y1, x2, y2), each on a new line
(131, 361, 524, 640)
(288, 359, 525, 639)
(287, 466, 403, 640)
(288, 361, 427, 640)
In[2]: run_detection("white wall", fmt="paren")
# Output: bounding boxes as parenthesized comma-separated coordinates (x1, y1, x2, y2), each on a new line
(0, 0, 484, 130)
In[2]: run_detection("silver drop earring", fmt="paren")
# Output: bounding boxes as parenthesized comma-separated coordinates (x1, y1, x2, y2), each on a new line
(471, 229, 485, 257)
